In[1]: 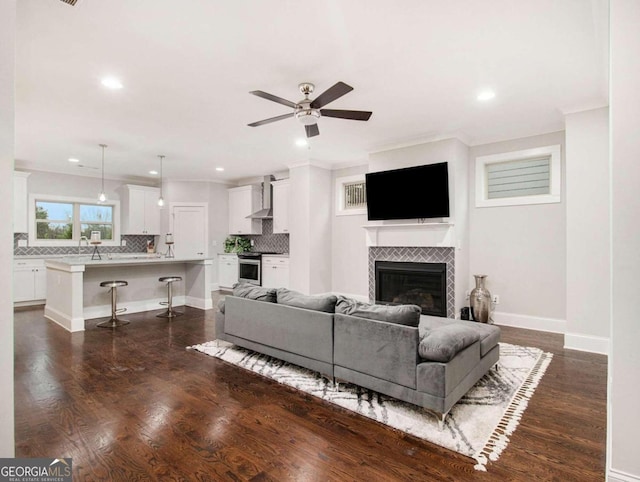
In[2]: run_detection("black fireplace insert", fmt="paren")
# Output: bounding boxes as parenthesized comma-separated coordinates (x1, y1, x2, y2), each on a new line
(375, 261, 447, 317)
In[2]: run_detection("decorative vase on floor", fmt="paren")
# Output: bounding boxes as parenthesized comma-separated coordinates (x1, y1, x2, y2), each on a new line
(470, 274, 492, 323)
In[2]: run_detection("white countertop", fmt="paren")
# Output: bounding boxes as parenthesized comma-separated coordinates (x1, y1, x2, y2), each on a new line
(217, 252, 289, 258)
(46, 254, 213, 268)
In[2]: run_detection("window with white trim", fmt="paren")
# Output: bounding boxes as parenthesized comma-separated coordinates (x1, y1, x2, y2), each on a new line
(475, 145, 561, 207)
(335, 174, 367, 216)
(29, 194, 120, 246)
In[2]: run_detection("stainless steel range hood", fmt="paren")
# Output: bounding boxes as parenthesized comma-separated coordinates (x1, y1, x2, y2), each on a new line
(246, 175, 275, 219)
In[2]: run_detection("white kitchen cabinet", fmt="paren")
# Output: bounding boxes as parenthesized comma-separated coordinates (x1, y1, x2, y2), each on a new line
(13, 259, 46, 303)
(228, 185, 262, 235)
(261, 256, 289, 289)
(13, 171, 30, 233)
(119, 185, 161, 235)
(218, 254, 239, 289)
(272, 179, 290, 234)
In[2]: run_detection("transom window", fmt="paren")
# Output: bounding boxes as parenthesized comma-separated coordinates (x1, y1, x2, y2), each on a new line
(475, 145, 561, 208)
(29, 194, 120, 246)
(336, 174, 367, 216)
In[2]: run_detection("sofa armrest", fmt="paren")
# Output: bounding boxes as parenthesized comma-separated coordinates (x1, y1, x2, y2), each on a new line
(334, 313, 419, 389)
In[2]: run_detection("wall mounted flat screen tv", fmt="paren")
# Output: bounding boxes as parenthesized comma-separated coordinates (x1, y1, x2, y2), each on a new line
(365, 162, 450, 220)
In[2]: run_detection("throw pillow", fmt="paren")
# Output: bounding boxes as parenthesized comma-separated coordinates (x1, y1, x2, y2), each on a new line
(276, 288, 337, 313)
(418, 324, 480, 362)
(335, 296, 421, 327)
(232, 282, 277, 303)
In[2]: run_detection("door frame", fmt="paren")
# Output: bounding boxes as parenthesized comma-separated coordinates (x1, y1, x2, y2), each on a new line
(168, 202, 209, 257)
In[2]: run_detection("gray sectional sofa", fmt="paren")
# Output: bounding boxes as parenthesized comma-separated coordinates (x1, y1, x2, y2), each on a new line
(215, 284, 500, 424)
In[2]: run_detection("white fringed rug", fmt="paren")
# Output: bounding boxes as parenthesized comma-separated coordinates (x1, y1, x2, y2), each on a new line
(187, 341, 552, 471)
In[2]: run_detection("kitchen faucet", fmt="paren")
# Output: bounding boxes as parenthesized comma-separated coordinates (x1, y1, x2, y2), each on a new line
(78, 236, 88, 255)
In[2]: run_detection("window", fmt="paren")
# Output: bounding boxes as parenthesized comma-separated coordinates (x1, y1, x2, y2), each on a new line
(35, 201, 73, 240)
(79, 204, 113, 240)
(475, 145, 561, 207)
(29, 194, 120, 246)
(336, 174, 367, 216)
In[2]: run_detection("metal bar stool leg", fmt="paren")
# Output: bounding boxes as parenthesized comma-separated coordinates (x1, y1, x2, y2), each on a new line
(158, 276, 183, 318)
(97, 280, 130, 328)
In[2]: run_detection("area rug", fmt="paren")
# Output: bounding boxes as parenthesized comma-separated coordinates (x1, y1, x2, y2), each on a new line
(187, 341, 552, 471)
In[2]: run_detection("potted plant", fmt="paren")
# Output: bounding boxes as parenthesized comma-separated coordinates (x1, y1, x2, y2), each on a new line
(224, 236, 252, 253)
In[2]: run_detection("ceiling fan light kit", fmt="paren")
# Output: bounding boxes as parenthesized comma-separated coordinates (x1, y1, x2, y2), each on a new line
(248, 81, 372, 138)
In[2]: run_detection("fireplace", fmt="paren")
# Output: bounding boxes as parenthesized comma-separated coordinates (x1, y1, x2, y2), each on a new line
(375, 261, 447, 317)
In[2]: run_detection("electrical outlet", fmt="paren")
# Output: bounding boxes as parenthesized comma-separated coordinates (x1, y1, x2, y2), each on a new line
(250, 239, 255, 247)
(492, 295, 500, 304)
(121, 239, 127, 247)
(211, 240, 217, 247)
(18, 240, 27, 247)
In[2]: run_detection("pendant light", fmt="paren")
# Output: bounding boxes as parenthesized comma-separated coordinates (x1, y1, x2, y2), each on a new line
(157, 155, 165, 207)
(98, 144, 107, 203)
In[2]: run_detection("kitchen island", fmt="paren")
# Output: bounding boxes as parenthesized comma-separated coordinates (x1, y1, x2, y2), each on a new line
(45, 254, 213, 332)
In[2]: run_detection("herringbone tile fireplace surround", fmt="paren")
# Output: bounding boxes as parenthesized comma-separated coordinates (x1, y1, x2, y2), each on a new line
(368, 246, 455, 318)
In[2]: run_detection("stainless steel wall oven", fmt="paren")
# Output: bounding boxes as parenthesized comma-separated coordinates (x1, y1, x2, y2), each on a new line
(237, 253, 261, 285)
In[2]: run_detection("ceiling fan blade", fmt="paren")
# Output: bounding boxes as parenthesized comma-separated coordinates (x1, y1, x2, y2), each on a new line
(249, 90, 298, 109)
(310, 82, 354, 109)
(248, 112, 294, 127)
(320, 109, 372, 121)
(305, 123, 320, 138)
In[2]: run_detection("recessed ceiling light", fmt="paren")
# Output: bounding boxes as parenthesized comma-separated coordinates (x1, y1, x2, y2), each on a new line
(101, 77, 123, 89)
(215, 167, 225, 172)
(68, 158, 80, 163)
(295, 138, 308, 147)
(477, 90, 496, 101)
(149, 170, 158, 175)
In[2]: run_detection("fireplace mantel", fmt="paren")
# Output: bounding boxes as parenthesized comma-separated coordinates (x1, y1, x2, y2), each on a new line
(362, 222, 455, 248)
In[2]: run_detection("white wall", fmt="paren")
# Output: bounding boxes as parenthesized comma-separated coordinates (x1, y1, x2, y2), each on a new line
(289, 164, 332, 294)
(331, 165, 369, 298)
(368, 138, 470, 314)
(162, 180, 229, 285)
(609, 0, 640, 479)
(24, 170, 133, 206)
(0, 0, 15, 456)
(450, 139, 471, 316)
(469, 131, 567, 332)
(565, 107, 610, 354)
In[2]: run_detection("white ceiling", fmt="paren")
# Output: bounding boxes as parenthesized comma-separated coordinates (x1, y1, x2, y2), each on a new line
(15, 0, 608, 183)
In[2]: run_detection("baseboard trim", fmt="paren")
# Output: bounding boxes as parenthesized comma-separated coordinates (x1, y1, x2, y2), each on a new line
(564, 333, 609, 355)
(608, 468, 640, 481)
(492, 311, 566, 334)
(14, 299, 46, 308)
(44, 305, 84, 333)
(83, 296, 187, 321)
(186, 295, 212, 310)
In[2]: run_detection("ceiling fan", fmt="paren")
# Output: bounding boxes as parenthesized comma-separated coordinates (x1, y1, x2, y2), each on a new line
(248, 82, 372, 138)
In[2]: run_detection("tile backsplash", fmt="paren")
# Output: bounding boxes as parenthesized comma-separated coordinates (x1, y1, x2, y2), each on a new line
(14, 233, 154, 256)
(245, 219, 289, 253)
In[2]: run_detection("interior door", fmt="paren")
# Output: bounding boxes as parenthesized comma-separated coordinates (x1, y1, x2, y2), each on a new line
(171, 205, 207, 258)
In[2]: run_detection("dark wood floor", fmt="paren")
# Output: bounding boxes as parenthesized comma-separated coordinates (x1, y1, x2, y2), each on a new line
(14, 301, 607, 481)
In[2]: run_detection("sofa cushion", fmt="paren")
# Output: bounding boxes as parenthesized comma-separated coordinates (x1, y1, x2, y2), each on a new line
(276, 288, 338, 313)
(232, 283, 277, 303)
(418, 324, 480, 362)
(217, 298, 225, 313)
(335, 296, 421, 327)
(419, 315, 501, 357)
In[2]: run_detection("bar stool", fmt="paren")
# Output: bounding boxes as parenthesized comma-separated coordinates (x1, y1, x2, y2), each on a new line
(97, 280, 130, 328)
(158, 276, 183, 318)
